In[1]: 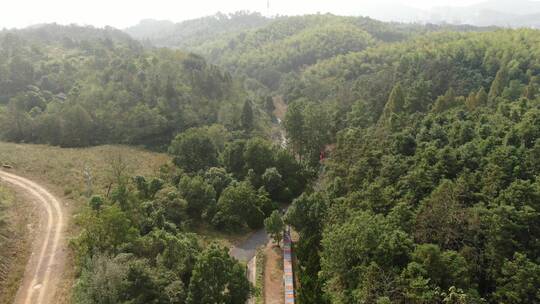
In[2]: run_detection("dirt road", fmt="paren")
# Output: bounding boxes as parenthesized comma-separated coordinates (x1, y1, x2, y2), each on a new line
(230, 229, 269, 262)
(264, 243, 284, 304)
(0, 170, 66, 304)
(230, 229, 268, 303)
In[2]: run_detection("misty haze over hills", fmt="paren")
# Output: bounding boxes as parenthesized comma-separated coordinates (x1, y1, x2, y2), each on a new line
(324, 0, 540, 27)
(6, 0, 540, 303)
(125, 0, 540, 39)
(427, 0, 540, 27)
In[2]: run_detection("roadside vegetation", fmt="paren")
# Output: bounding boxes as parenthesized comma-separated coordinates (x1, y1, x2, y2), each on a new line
(255, 247, 266, 304)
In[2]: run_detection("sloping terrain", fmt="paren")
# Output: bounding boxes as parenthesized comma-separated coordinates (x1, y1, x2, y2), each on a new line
(1, 170, 66, 304)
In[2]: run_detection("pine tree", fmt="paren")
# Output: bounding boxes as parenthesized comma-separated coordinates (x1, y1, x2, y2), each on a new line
(524, 81, 537, 100)
(466, 87, 488, 111)
(432, 88, 456, 113)
(384, 83, 406, 114)
(264, 95, 275, 114)
(476, 87, 488, 106)
(489, 67, 508, 102)
(465, 92, 478, 111)
(240, 99, 254, 132)
(283, 101, 305, 158)
(379, 83, 405, 125)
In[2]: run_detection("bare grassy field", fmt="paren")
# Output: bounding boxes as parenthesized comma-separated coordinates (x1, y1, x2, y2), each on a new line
(0, 142, 171, 204)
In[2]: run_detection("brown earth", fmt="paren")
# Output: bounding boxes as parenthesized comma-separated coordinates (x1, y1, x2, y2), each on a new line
(0, 186, 36, 303)
(264, 243, 284, 304)
(0, 170, 67, 304)
(0, 143, 172, 303)
(273, 96, 288, 121)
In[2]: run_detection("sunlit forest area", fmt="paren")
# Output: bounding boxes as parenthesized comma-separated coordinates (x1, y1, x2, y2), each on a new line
(1, 9, 540, 304)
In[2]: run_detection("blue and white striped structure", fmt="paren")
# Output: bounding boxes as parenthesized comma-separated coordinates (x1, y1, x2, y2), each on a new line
(283, 227, 295, 303)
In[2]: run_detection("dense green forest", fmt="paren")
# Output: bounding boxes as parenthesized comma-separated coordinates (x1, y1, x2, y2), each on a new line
(70, 132, 310, 303)
(3, 11, 540, 304)
(0, 24, 268, 148)
(179, 14, 493, 91)
(280, 29, 540, 303)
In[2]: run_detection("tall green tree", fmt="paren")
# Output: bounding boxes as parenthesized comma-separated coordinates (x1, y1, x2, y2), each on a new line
(186, 245, 251, 304)
(169, 128, 218, 172)
(262, 167, 284, 200)
(212, 182, 267, 231)
(489, 67, 508, 102)
(284, 101, 305, 158)
(178, 175, 216, 220)
(243, 138, 274, 177)
(377, 83, 408, 133)
(264, 210, 285, 245)
(240, 99, 254, 132)
(495, 252, 540, 304)
(221, 140, 247, 178)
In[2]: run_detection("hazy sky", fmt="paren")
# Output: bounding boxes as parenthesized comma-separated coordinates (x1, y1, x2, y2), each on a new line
(0, 0, 492, 29)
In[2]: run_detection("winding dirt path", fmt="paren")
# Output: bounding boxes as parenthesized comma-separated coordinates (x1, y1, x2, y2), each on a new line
(0, 170, 66, 304)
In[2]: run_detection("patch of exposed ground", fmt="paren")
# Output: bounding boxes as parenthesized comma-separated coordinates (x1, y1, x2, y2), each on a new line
(0, 186, 35, 303)
(1, 170, 66, 304)
(264, 243, 284, 304)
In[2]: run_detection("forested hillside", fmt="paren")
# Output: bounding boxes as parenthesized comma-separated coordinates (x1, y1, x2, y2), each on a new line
(134, 13, 491, 90)
(280, 29, 540, 303)
(4, 12, 540, 304)
(0, 24, 308, 304)
(0, 24, 262, 148)
(125, 12, 271, 49)
(283, 30, 540, 129)
(192, 14, 415, 91)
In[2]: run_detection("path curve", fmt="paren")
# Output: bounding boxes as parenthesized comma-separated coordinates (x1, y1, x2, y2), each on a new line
(0, 170, 65, 304)
(229, 229, 268, 262)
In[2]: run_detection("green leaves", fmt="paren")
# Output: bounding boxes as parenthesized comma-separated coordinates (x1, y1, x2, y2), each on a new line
(178, 175, 216, 220)
(283, 100, 333, 166)
(240, 99, 254, 133)
(264, 210, 284, 245)
(169, 128, 218, 173)
(186, 245, 251, 304)
(0, 30, 245, 148)
(213, 182, 269, 231)
(495, 253, 540, 304)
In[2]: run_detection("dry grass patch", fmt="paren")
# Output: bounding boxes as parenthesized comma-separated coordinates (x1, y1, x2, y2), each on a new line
(0, 186, 35, 303)
(0, 142, 171, 205)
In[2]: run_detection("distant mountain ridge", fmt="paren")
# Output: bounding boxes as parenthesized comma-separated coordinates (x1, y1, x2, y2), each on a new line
(124, 19, 176, 41)
(123, 0, 540, 48)
(351, 0, 540, 27)
(427, 0, 540, 27)
(125, 12, 271, 48)
(122, 12, 496, 91)
(2, 23, 137, 45)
